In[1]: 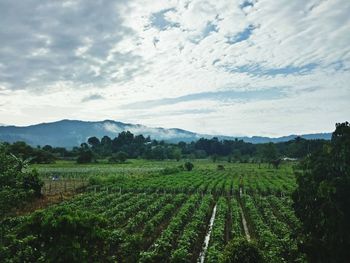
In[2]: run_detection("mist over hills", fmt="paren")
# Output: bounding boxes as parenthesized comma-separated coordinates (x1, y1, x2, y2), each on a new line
(0, 119, 331, 148)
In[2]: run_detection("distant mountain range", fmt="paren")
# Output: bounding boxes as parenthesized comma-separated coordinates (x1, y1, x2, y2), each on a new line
(0, 119, 332, 147)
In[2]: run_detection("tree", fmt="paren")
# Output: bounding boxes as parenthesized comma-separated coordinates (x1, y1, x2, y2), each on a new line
(270, 158, 281, 169)
(76, 143, 94, 164)
(221, 238, 264, 263)
(42, 145, 53, 152)
(172, 148, 182, 161)
(88, 136, 100, 149)
(232, 149, 242, 162)
(6, 141, 55, 164)
(292, 122, 350, 263)
(261, 142, 278, 167)
(101, 136, 112, 155)
(109, 151, 128, 163)
(184, 161, 194, 171)
(0, 144, 43, 217)
(152, 146, 166, 160)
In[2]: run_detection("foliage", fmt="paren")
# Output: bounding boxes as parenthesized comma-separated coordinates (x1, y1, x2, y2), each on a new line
(171, 195, 213, 262)
(217, 164, 225, 170)
(261, 142, 278, 162)
(0, 162, 309, 262)
(0, 145, 43, 217)
(76, 143, 94, 163)
(293, 122, 350, 263)
(139, 195, 200, 262)
(221, 238, 264, 263)
(0, 206, 111, 262)
(2, 129, 329, 164)
(184, 161, 194, 171)
(160, 167, 181, 175)
(108, 151, 128, 163)
(206, 197, 228, 262)
(4, 141, 55, 164)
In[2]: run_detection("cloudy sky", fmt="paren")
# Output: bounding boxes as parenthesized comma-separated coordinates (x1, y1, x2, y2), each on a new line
(0, 0, 349, 136)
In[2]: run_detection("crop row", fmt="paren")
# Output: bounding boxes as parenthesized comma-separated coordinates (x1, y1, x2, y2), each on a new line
(241, 195, 306, 262)
(205, 197, 228, 262)
(86, 168, 297, 196)
(3, 186, 303, 262)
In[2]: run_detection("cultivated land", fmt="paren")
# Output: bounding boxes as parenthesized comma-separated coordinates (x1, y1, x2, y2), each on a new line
(21, 160, 304, 262)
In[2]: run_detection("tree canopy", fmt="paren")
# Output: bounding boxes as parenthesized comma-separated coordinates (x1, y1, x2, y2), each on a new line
(293, 122, 350, 263)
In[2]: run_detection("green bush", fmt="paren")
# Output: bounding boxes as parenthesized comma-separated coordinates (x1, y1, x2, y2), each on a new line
(184, 162, 194, 171)
(1, 206, 111, 262)
(0, 145, 43, 217)
(221, 238, 265, 263)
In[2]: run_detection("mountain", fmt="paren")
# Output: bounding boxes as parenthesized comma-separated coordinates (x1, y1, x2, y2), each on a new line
(0, 119, 332, 147)
(0, 120, 201, 147)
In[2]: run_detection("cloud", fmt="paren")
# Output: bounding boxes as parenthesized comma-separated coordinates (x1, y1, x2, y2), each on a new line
(81, 94, 105, 103)
(124, 88, 288, 109)
(102, 122, 123, 134)
(190, 20, 219, 44)
(222, 63, 318, 76)
(101, 121, 197, 140)
(0, 0, 349, 136)
(0, 0, 145, 91)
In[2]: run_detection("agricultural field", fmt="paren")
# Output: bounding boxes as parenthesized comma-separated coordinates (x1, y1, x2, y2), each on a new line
(1, 161, 306, 262)
(33, 160, 296, 193)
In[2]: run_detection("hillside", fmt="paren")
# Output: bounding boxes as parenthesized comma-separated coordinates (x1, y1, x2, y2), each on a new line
(0, 119, 331, 147)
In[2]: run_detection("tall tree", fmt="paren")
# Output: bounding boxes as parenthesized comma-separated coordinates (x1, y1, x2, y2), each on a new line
(261, 142, 278, 165)
(293, 122, 350, 263)
(0, 145, 43, 217)
(88, 136, 100, 148)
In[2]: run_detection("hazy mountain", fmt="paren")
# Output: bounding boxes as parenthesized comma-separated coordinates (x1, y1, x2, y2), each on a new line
(0, 119, 332, 147)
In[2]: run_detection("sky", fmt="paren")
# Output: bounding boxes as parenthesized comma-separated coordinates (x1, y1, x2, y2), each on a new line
(0, 0, 349, 137)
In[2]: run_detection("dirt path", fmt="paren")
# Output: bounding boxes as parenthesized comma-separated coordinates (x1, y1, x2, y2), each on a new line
(239, 206, 251, 241)
(238, 187, 251, 241)
(226, 201, 232, 242)
(197, 203, 217, 263)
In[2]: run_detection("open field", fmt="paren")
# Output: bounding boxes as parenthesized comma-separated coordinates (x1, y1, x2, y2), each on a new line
(19, 160, 305, 262)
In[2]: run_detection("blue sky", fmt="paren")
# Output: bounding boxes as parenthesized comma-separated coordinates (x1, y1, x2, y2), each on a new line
(0, 0, 349, 136)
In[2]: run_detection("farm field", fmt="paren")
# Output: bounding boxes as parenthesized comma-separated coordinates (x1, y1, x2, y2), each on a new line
(2, 161, 305, 262)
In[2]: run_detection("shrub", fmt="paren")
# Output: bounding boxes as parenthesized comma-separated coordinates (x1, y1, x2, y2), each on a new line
(217, 165, 225, 170)
(184, 162, 194, 171)
(221, 238, 264, 263)
(0, 145, 43, 217)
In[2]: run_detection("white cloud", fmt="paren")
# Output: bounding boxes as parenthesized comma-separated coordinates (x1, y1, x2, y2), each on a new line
(0, 0, 349, 136)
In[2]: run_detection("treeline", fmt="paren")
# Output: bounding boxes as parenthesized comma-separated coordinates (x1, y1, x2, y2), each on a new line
(1, 131, 328, 164)
(24, 131, 329, 163)
(78, 132, 327, 163)
(0, 141, 57, 164)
